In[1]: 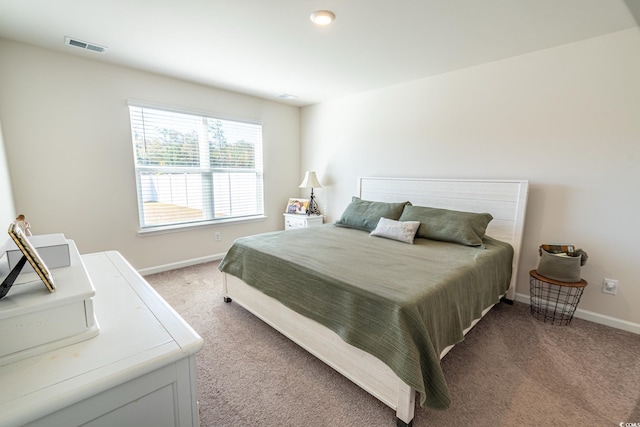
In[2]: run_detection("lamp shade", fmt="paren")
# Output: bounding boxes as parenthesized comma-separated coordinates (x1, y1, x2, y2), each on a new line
(299, 171, 322, 189)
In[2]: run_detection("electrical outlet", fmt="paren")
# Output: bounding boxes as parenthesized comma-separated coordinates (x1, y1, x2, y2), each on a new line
(602, 278, 618, 295)
(215, 232, 221, 241)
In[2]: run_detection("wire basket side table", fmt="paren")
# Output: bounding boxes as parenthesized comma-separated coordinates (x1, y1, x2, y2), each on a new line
(529, 269, 587, 326)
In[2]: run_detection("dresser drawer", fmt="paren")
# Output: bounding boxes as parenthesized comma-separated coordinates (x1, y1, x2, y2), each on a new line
(283, 214, 323, 230)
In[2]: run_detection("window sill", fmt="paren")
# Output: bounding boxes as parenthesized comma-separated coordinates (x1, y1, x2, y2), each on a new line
(137, 215, 268, 237)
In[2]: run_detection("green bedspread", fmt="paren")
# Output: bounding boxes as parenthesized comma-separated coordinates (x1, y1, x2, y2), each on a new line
(218, 224, 513, 410)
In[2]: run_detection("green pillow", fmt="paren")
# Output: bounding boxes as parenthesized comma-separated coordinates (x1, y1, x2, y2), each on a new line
(335, 197, 410, 232)
(398, 205, 493, 246)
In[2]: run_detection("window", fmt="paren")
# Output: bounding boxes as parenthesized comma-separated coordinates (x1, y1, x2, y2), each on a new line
(128, 102, 264, 231)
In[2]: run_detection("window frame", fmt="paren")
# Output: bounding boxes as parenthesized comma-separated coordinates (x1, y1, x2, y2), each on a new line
(128, 100, 266, 234)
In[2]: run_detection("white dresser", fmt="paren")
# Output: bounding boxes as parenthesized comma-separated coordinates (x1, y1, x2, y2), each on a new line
(0, 251, 203, 427)
(283, 213, 323, 230)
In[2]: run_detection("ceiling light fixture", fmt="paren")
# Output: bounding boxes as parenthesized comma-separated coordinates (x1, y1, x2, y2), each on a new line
(310, 10, 335, 26)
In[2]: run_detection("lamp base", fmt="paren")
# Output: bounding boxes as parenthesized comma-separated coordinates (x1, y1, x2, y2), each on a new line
(307, 193, 321, 216)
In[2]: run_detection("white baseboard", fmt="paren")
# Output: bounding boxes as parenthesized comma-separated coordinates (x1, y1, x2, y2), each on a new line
(514, 292, 640, 335)
(138, 252, 226, 276)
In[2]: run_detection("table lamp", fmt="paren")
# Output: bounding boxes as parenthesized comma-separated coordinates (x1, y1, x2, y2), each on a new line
(299, 171, 322, 216)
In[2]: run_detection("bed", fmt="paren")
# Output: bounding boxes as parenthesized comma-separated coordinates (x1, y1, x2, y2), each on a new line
(219, 177, 529, 426)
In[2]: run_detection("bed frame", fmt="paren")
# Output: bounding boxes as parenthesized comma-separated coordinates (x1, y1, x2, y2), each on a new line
(223, 177, 529, 426)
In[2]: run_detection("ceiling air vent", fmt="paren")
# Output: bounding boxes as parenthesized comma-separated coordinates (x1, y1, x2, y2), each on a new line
(64, 37, 108, 53)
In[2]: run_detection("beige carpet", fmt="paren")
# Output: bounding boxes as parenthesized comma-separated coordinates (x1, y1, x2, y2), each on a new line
(146, 261, 640, 427)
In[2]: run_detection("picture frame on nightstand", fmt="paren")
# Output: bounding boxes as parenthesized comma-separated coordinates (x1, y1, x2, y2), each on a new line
(286, 198, 309, 215)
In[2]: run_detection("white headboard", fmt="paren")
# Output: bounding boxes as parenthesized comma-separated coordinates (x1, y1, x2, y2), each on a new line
(359, 177, 529, 300)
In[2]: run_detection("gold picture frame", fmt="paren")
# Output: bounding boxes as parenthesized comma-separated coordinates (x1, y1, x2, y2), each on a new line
(7, 222, 56, 292)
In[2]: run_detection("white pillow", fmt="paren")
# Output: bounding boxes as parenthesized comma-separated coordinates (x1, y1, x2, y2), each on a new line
(370, 217, 421, 244)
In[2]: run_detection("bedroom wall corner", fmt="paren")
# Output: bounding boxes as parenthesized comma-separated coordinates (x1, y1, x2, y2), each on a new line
(0, 120, 16, 226)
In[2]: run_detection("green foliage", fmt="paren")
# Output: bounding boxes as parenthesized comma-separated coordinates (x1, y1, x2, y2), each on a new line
(134, 118, 255, 169)
(208, 120, 255, 168)
(135, 127, 199, 166)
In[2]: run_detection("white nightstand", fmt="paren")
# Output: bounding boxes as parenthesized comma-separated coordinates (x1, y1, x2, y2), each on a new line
(283, 213, 323, 230)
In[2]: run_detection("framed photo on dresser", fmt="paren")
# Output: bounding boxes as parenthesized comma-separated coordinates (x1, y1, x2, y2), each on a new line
(7, 222, 56, 292)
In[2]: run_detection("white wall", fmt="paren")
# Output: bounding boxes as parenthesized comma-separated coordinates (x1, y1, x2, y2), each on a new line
(301, 28, 640, 327)
(0, 39, 301, 270)
(0, 122, 16, 225)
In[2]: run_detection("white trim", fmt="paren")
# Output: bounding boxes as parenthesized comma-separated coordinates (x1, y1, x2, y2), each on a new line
(138, 252, 226, 276)
(514, 292, 640, 334)
(138, 215, 267, 236)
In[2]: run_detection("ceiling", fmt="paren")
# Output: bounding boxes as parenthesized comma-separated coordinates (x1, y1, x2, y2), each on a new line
(0, 1, 638, 107)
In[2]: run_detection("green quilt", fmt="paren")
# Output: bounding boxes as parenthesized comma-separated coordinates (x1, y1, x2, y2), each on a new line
(219, 224, 513, 409)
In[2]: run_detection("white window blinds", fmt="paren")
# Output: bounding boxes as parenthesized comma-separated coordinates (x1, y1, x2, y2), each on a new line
(128, 103, 264, 230)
